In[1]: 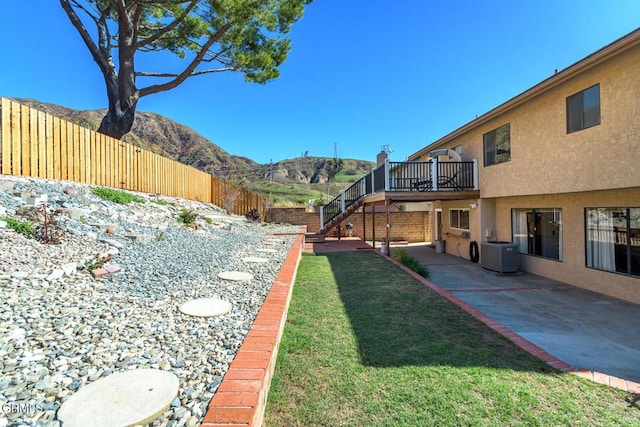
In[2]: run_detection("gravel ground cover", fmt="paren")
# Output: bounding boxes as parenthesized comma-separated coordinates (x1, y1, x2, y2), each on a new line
(0, 176, 298, 426)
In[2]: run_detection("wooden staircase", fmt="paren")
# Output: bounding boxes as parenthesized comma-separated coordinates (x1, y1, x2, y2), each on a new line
(320, 199, 364, 235)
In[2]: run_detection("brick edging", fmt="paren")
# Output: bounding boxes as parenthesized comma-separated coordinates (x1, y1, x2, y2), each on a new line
(377, 251, 640, 394)
(201, 228, 306, 427)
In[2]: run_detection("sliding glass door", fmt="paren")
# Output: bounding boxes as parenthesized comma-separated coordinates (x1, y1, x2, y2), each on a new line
(512, 208, 563, 261)
(586, 208, 640, 277)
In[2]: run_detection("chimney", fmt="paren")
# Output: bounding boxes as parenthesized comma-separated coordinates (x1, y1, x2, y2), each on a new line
(376, 150, 388, 167)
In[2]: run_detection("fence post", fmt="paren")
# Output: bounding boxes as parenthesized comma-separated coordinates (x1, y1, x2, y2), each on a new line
(1, 99, 13, 175)
(319, 206, 324, 230)
(340, 191, 346, 213)
(432, 157, 439, 191)
(155, 155, 159, 195)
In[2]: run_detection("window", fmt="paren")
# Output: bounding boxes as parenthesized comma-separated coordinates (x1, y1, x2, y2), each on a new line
(585, 208, 640, 277)
(449, 209, 469, 230)
(512, 208, 563, 261)
(567, 84, 600, 133)
(483, 123, 510, 167)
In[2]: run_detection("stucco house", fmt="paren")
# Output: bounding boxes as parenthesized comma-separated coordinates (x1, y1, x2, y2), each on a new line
(407, 27, 640, 304)
(319, 27, 639, 304)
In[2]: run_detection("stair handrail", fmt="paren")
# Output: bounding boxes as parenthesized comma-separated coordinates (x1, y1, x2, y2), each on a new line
(321, 173, 371, 229)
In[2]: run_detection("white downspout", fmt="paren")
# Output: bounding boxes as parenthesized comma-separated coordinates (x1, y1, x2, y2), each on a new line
(432, 157, 439, 191)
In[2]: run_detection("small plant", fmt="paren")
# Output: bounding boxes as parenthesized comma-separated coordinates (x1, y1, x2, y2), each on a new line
(1, 216, 35, 237)
(155, 232, 165, 241)
(150, 198, 168, 206)
(33, 202, 66, 244)
(79, 215, 87, 223)
(177, 208, 198, 227)
(392, 248, 430, 278)
(92, 187, 145, 205)
(205, 217, 213, 225)
(85, 253, 112, 271)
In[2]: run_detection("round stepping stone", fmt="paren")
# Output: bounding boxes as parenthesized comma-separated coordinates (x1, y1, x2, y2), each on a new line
(179, 298, 232, 317)
(57, 369, 179, 427)
(218, 271, 254, 281)
(256, 248, 277, 254)
(242, 257, 268, 263)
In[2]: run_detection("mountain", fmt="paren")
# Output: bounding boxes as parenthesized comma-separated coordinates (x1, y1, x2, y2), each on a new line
(11, 98, 375, 204)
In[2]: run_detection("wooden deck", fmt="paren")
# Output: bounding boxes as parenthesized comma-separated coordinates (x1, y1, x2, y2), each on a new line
(361, 189, 480, 204)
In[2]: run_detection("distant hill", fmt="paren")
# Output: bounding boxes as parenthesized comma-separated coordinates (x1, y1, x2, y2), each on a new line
(11, 98, 375, 204)
(250, 156, 374, 185)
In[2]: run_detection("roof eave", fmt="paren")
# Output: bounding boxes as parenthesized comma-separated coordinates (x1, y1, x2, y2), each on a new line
(408, 27, 640, 161)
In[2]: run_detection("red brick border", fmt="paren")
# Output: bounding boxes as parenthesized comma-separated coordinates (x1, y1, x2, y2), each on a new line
(201, 228, 305, 427)
(380, 252, 640, 394)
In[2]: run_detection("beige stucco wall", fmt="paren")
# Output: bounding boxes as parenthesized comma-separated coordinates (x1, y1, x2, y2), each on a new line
(410, 39, 640, 304)
(413, 42, 640, 199)
(434, 199, 482, 260)
(492, 188, 640, 304)
(481, 45, 640, 197)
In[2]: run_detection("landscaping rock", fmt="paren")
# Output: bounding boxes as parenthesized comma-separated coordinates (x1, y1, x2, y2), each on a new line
(0, 175, 299, 426)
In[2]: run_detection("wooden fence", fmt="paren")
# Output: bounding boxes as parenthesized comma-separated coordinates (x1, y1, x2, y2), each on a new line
(0, 98, 266, 218)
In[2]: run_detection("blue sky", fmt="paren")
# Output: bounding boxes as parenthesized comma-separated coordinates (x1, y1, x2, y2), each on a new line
(0, 1, 638, 166)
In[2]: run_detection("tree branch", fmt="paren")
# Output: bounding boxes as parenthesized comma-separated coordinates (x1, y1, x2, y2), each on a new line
(60, 0, 112, 75)
(201, 47, 231, 64)
(137, 0, 193, 3)
(97, 7, 112, 58)
(68, 0, 101, 21)
(136, 68, 235, 77)
(139, 22, 232, 97)
(136, 0, 198, 48)
(132, 2, 143, 45)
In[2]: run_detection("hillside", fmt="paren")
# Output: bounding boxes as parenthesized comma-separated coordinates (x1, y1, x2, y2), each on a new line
(244, 157, 375, 206)
(11, 98, 375, 205)
(250, 156, 373, 184)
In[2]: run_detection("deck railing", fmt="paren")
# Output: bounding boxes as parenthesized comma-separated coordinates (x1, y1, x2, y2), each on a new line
(320, 158, 478, 230)
(389, 160, 477, 191)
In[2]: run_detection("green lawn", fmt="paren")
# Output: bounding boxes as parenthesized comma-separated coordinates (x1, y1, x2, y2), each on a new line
(264, 252, 640, 426)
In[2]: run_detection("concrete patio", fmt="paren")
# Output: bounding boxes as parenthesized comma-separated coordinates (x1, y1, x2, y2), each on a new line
(398, 243, 640, 384)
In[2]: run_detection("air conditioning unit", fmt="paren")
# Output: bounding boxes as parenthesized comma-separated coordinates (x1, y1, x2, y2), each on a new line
(480, 242, 519, 274)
